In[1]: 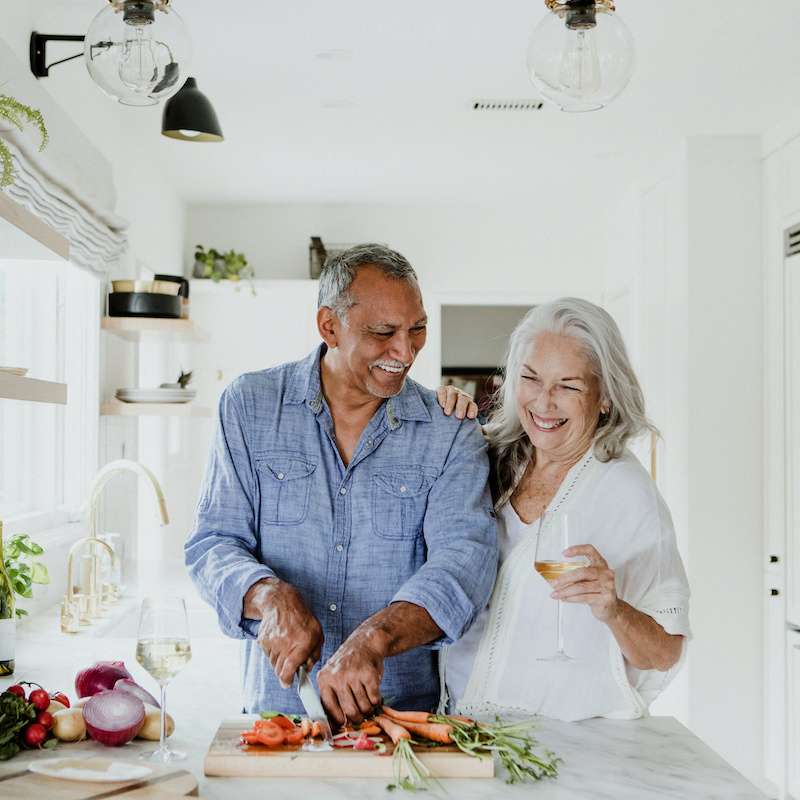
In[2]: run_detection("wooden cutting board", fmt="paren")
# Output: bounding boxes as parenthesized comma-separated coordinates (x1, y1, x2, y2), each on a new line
(204, 716, 494, 779)
(0, 766, 198, 799)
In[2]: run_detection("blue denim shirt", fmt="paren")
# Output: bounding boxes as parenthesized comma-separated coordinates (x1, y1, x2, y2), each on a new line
(185, 345, 498, 714)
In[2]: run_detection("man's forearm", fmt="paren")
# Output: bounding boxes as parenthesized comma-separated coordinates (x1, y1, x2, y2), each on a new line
(243, 577, 280, 620)
(607, 600, 684, 671)
(348, 601, 442, 658)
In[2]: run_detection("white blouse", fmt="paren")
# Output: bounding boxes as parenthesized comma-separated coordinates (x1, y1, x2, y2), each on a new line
(443, 448, 691, 722)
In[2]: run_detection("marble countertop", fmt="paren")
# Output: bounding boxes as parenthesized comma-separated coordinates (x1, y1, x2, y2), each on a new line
(0, 596, 767, 799)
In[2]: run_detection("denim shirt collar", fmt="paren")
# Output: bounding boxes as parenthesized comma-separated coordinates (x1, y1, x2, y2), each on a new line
(284, 344, 431, 425)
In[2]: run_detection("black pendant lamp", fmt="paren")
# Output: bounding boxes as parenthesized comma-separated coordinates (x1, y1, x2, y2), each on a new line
(161, 77, 223, 142)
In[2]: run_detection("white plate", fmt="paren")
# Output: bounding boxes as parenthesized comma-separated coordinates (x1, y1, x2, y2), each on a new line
(27, 757, 152, 783)
(116, 388, 196, 404)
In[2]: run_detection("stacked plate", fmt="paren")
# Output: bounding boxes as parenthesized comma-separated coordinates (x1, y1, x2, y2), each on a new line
(115, 388, 196, 404)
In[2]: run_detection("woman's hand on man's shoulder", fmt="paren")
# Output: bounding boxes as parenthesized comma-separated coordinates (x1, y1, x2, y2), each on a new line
(436, 384, 479, 420)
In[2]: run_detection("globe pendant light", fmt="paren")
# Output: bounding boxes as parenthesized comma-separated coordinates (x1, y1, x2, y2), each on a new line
(84, 0, 191, 107)
(527, 0, 634, 113)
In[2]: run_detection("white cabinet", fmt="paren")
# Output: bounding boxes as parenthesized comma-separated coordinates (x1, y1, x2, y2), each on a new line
(789, 630, 800, 799)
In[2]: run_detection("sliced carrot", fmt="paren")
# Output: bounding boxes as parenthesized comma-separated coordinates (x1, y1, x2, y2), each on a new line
(381, 705, 431, 724)
(358, 723, 382, 736)
(376, 715, 411, 745)
(386, 719, 452, 744)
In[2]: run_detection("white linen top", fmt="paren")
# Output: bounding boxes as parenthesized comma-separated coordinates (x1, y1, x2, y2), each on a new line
(443, 448, 691, 722)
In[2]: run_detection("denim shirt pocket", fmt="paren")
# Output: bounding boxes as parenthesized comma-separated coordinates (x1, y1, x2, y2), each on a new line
(256, 452, 316, 526)
(372, 467, 436, 540)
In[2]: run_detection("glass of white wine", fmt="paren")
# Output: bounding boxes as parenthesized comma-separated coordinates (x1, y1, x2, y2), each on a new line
(534, 513, 588, 661)
(135, 596, 192, 762)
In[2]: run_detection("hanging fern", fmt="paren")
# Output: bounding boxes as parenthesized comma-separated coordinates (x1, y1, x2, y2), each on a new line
(0, 95, 48, 188)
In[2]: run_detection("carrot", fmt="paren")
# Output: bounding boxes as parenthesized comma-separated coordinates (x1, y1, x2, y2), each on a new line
(386, 719, 453, 744)
(358, 723, 382, 736)
(446, 714, 474, 724)
(381, 705, 431, 724)
(376, 715, 411, 745)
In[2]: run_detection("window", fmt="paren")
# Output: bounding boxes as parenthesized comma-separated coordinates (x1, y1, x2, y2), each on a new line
(0, 259, 100, 531)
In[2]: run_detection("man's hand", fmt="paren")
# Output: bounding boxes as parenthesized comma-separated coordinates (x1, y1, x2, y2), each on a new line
(317, 632, 384, 724)
(317, 601, 442, 724)
(244, 578, 324, 689)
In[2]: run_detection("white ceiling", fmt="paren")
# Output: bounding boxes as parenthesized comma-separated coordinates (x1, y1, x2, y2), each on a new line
(36, 1, 800, 205)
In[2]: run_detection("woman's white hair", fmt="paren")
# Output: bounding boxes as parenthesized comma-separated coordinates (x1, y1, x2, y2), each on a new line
(485, 297, 657, 509)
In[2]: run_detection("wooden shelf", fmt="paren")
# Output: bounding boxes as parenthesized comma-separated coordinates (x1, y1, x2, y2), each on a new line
(0, 372, 67, 404)
(101, 401, 212, 417)
(0, 193, 69, 261)
(101, 316, 206, 342)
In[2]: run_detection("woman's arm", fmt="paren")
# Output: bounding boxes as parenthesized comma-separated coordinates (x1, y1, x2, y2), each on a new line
(552, 544, 683, 671)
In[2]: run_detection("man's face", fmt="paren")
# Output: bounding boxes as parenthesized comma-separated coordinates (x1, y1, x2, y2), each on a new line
(329, 266, 428, 399)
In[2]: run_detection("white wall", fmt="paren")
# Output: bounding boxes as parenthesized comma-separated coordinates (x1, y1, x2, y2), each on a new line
(606, 137, 764, 788)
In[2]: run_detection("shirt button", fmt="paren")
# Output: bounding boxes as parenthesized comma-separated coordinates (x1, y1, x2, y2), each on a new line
(335, 544, 344, 552)
(277, 472, 285, 480)
(399, 485, 407, 493)
(340, 487, 347, 495)
(329, 603, 338, 612)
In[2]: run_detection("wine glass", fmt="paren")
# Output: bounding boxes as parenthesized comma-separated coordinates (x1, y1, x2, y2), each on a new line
(534, 513, 588, 661)
(135, 596, 192, 762)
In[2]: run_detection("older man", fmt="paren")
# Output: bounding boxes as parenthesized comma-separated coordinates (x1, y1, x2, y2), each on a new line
(185, 243, 497, 721)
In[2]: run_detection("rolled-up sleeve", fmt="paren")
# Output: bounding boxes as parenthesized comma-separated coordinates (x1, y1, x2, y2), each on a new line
(391, 420, 498, 645)
(185, 381, 275, 639)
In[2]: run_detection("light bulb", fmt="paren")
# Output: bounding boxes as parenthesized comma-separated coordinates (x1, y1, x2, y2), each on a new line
(118, 25, 158, 94)
(558, 28, 602, 100)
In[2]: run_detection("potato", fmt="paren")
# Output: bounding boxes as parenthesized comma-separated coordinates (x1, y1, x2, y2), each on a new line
(47, 700, 67, 714)
(52, 707, 86, 742)
(136, 703, 175, 740)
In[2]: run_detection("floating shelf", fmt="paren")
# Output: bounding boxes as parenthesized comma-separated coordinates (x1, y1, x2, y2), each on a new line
(101, 401, 213, 417)
(0, 372, 67, 405)
(101, 317, 206, 342)
(0, 193, 69, 261)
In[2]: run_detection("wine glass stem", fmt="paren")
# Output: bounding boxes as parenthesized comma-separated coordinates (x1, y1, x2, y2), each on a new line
(556, 599, 565, 655)
(160, 684, 167, 751)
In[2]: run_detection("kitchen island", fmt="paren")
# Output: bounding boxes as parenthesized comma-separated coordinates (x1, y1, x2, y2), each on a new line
(0, 597, 767, 799)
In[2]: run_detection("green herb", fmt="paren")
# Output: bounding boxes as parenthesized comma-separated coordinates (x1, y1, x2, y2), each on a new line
(0, 691, 36, 760)
(0, 95, 48, 188)
(3, 534, 49, 619)
(194, 244, 256, 295)
(431, 715, 561, 784)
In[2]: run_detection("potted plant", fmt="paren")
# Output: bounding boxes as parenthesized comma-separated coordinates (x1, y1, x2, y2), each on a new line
(193, 244, 256, 294)
(3, 533, 50, 618)
(0, 96, 48, 188)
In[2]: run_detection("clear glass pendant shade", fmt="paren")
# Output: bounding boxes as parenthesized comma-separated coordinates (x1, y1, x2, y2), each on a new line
(84, 1, 191, 107)
(527, 5, 634, 112)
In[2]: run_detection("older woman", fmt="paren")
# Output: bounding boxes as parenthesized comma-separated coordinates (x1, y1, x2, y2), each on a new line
(439, 297, 690, 721)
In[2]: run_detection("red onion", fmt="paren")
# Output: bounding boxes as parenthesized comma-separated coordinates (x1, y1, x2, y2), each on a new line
(75, 661, 133, 698)
(82, 690, 145, 747)
(113, 678, 160, 708)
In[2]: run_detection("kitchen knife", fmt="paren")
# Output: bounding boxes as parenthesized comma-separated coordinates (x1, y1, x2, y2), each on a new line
(297, 665, 334, 744)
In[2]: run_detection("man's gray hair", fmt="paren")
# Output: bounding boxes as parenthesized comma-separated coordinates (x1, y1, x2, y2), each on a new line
(317, 243, 419, 321)
(485, 297, 658, 509)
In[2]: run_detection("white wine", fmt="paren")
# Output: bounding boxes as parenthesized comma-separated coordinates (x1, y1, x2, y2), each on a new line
(136, 638, 192, 684)
(534, 560, 583, 584)
(0, 523, 15, 676)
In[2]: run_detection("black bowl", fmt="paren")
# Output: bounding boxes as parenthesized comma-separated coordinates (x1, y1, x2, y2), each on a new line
(108, 292, 181, 318)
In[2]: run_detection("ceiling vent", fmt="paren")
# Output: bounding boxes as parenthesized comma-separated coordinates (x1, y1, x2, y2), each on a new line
(471, 99, 544, 112)
(786, 223, 800, 258)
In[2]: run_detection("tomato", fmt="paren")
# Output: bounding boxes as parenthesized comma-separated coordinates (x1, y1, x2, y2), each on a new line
(50, 692, 70, 708)
(22, 723, 47, 748)
(28, 689, 50, 712)
(271, 715, 296, 731)
(285, 728, 306, 746)
(255, 722, 285, 748)
(6, 685, 25, 699)
(36, 711, 53, 730)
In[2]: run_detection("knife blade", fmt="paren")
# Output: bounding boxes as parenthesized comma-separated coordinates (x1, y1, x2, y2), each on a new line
(296, 665, 334, 744)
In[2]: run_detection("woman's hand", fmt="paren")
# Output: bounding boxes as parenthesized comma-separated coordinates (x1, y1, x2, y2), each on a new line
(436, 385, 479, 419)
(550, 545, 621, 623)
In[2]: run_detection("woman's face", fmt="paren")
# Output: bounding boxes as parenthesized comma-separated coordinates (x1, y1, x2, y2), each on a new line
(516, 331, 605, 463)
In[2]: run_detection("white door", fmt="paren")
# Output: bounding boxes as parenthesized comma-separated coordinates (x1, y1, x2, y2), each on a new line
(788, 629, 800, 799)
(785, 256, 800, 627)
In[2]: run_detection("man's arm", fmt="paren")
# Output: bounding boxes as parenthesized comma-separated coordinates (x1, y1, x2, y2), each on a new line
(185, 381, 322, 678)
(318, 419, 498, 722)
